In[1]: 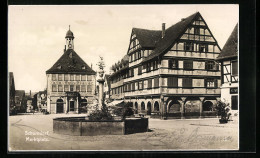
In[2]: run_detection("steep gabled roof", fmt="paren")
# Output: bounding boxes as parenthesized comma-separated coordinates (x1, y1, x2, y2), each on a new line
(217, 24, 238, 60)
(15, 90, 25, 98)
(46, 49, 96, 75)
(142, 12, 200, 63)
(132, 28, 162, 48)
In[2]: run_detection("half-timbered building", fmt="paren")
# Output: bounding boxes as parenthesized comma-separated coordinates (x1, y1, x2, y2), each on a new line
(46, 27, 96, 114)
(110, 12, 222, 119)
(216, 24, 238, 116)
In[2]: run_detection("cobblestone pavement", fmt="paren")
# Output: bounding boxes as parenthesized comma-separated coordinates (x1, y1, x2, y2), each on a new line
(8, 114, 238, 151)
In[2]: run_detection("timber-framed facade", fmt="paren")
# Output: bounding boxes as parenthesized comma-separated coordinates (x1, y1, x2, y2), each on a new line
(110, 12, 222, 119)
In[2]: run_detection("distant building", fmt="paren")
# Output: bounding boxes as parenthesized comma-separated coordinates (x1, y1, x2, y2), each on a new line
(15, 90, 26, 112)
(46, 27, 96, 114)
(9, 72, 16, 114)
(216, 24, 238, 116)
(109, 12, 222, 119)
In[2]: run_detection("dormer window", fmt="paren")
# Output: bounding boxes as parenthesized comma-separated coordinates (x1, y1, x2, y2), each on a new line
(57, 65, 62, 69)
(81, 66, 85, 69)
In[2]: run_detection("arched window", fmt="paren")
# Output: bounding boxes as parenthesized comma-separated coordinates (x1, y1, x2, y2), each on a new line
(154, 101, 159, 111)
(141, 102, 145, 110)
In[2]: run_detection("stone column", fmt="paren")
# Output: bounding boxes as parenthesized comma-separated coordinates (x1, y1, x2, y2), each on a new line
(97, 79, 105, 110)
(199, 97, 205, 118)
(160, 96, 168, 120)
(178, 97, 186, 119)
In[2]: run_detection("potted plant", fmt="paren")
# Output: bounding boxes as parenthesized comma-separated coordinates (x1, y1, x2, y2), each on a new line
(216, 100, 231, 124)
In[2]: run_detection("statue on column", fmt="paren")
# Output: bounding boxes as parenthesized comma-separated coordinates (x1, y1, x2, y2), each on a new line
(96, 56, 105, 110)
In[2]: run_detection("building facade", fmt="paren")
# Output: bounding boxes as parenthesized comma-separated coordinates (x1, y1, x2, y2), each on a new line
(216, 24, 238, 116)
(110, 12, 222, 119)
(46, 27, 96, 114)
(15, 90, 26, 112)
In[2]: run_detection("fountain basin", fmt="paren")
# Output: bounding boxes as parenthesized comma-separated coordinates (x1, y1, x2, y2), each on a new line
(53, 117, 148, 136)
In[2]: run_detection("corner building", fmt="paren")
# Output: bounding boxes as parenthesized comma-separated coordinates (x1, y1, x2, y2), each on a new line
(46, 28, 96, 114)
(110, 12, 222, 119)
(216, 24, 238, 116)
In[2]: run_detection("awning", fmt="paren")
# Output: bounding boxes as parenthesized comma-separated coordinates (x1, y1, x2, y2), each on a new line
(107, 100, 124, 107)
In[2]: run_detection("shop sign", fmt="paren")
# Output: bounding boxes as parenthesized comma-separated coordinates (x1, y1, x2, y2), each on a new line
(230, 88, 238, 94)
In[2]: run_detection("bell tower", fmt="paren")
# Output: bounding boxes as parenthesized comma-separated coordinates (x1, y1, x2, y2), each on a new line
(65, 25, 75, 50)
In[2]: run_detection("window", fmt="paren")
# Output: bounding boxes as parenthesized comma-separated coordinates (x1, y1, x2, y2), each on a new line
(205, 78, 217, 88)
(183, 60, 193, 70)
(76, 75, 80, 81)
(64, 74, 69, 81)
(58, 74, 63, 81)
(138, 81, 143, 90)
(76, 85, 80, 92)
(81, 85, 86, 92)
(70, 85, 74, 91)
(81, 75, 86, 81)
(184, 42, 194, 51)
(154, 60, 158, 69)
(199, 44, 208, 52)
(148, 79, 152, 89)
(168, 59, 178, 69)
(206, 61, 218, 70)
(147, 63, 151, 72)
(182, 78, 192, 87)
(64, 85, 69, 91)
(231, 95, 238, 110)
(87, 85, 92, 92)
(168, 77, 178, 87)
(138, 66, 142, 75)
(194, 27, 200, 35)
(154, 77, 159, 88)
(87, 75, 92, 81)
(58, 85, 63, 92)
(128, 84, 131, 92)
(232, 61, 238, 76)
(52, 85, 57, 92)
(70, 74, 74, 81)
(52, 74, 57, 81)
(132, 83, 135, 91)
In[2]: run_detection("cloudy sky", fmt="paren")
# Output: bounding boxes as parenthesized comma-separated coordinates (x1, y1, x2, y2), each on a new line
(8, 5, 238, 92)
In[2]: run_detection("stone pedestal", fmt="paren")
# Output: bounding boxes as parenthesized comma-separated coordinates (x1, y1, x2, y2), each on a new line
(97, 79, 105, 110)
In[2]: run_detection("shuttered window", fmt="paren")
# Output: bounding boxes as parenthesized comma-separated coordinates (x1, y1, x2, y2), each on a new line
(183, 60, 193, 70)
(132, 83, 135, 91)
(138, 81, 143, 90)
(232, 61, 238, 76)
(154, 77, 159, 88)
(148, 79, 152, 89)
(138, 66, 142, 75)
(168, 77, 178, 87)
(182, 78, 192, 87)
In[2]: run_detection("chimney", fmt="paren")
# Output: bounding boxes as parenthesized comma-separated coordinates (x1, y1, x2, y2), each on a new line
(162, 23, 166, 38)
(64, 45, 66, 53)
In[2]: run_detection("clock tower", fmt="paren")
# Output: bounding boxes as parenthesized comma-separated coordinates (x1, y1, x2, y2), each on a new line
(65, 25, 74, 50)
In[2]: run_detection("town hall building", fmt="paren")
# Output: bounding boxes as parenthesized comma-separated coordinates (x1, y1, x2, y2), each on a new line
(46, 27, 96, 114)
(109, 12, 222, 119)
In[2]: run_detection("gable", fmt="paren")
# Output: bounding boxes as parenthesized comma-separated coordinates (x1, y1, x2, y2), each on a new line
(46, 49, 96, 75)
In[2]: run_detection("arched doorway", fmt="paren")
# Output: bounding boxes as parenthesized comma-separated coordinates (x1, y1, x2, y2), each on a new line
(203, 101, 213, 111)
(147, 102, 151, 115)
(168, 100, 181, 113)
(154, 101, 159, 112)
(141, 102, 145, 113)
(56, 99, 64, 113)
(135, 102, 138, 114)
(80, 99, 88, 113)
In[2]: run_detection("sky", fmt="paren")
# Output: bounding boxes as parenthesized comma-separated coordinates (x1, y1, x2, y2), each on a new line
(8, 5, 238, 92)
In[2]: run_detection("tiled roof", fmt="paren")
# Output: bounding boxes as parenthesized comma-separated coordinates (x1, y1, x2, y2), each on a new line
(217, 24, 238, 60)
(132, 28, 162, 48)
(46, 49, 96, 74)
(15, 90, 25, 98)
(142, 12, 200, 63)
